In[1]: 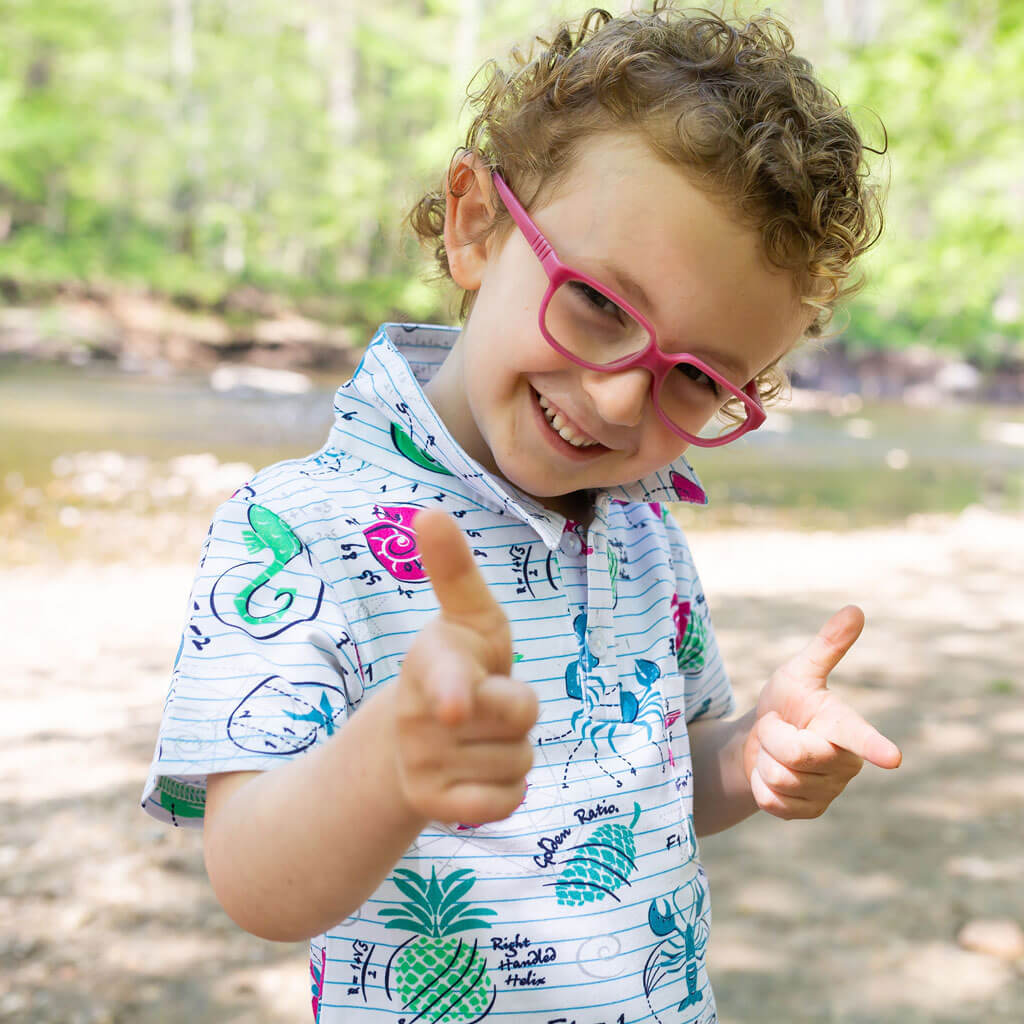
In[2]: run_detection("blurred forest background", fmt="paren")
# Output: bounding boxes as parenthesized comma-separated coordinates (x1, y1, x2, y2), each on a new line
(2, 0, 1024, 557)
(2, 4, 1024, 1024)
(1, 0, 1022, 357)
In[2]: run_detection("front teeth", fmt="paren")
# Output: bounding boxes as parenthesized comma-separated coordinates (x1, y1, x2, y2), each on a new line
(538, 393, 600, 448)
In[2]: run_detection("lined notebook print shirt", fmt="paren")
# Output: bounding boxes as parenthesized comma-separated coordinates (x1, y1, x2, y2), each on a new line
(142, 322, 735, 1024)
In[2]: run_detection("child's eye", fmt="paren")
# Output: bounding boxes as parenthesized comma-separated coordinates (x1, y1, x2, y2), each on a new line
(677, 362, 720, 395)
(571, 281, 625, 321)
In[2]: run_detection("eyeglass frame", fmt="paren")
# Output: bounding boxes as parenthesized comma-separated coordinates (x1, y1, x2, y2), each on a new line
(489, 170, 766, 447)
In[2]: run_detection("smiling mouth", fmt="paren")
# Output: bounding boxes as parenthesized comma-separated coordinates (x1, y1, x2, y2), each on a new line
(532, 388, 607, 452)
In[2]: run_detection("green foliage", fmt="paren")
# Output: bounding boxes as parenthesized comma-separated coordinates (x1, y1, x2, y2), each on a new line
(0, 0, 1020, 355)
(788, 0, 1024, 356)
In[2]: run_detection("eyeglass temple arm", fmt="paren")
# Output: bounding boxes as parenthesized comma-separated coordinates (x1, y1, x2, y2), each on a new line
(491, 172, 556, 268)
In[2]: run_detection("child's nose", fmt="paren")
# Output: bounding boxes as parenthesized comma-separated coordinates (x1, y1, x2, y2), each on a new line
(581, 367, 652, 429)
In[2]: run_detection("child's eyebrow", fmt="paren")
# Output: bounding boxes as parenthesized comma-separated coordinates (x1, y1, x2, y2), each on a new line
(594, 259, 746, 376)
(593, 257, 754, 381)
(593, 259, 654, 317)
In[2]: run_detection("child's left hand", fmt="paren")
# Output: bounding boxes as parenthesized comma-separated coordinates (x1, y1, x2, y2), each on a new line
(742, 604, 902, 820)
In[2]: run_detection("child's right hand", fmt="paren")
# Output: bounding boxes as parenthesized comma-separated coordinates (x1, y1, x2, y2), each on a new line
(392, 509, 539, 827)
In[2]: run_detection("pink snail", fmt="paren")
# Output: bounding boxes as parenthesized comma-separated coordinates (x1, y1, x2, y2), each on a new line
(362, 504, 429, 584)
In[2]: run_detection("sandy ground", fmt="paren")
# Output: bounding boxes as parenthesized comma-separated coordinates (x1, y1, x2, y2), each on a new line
(1, 507, 1023, 1023)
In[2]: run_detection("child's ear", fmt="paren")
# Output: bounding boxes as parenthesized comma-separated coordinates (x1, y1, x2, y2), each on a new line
(444, 151, 498, 291)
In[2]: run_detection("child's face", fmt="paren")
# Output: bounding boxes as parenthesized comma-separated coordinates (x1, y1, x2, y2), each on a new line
(426, 132, 809, 514)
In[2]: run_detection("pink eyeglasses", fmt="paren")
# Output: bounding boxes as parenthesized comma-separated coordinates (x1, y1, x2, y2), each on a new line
(490, 171, 766, 446)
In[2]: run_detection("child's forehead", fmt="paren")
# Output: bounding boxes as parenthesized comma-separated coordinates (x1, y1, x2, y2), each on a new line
(507, 131, 804, 366)
(532, 133, 733, 245)
(535, 135, 759, 277)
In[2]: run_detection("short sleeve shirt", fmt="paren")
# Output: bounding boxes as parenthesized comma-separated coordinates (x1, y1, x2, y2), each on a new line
(142, 322, 735, 1024)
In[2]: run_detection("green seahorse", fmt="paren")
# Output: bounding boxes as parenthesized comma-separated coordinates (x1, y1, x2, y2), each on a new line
(390, 422, 453, 475)
(234, 504, 303, 624)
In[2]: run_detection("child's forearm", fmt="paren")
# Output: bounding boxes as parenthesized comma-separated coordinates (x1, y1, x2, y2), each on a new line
(202, 685, 429, 943)
(687, 708, 759, 836)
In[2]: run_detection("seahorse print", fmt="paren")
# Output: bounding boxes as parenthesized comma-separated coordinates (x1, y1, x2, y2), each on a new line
(362, 504, 429, 584)
(233, 504, 302, 623)
(211, 504, 326, 640)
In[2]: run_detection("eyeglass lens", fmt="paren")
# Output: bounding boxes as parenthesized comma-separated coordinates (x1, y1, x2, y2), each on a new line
(543, 277, 751, 441)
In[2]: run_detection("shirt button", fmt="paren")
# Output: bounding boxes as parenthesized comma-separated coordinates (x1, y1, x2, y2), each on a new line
(590, 633, 607, 656)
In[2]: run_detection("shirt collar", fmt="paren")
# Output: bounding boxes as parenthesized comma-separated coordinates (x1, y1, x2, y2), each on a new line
(334, 323, 707, 549)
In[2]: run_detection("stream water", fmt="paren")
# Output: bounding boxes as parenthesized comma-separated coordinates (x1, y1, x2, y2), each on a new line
(3, 359, 1022, 526)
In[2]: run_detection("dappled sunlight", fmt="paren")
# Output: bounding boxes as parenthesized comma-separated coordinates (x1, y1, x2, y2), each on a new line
(3, 503, 1022, 1021)
(859, 942, 1019, 1014)
(694, 511, 1024, 1021)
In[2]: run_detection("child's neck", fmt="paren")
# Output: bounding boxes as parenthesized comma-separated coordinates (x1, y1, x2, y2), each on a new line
(544, 489, 595, 528)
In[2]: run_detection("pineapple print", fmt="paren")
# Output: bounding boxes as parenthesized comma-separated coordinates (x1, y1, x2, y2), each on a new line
(380, 866, 498, 1022)
(553, 802, 641, 906)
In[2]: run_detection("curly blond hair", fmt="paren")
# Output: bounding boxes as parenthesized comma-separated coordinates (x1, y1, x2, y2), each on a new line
(408, 3, 885, 407)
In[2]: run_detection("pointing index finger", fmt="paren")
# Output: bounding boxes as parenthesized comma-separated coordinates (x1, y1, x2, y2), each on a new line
(807, 699, 903, 770)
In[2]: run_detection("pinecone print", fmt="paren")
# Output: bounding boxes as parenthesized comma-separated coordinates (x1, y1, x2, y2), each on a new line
(554, 803, 641, 906)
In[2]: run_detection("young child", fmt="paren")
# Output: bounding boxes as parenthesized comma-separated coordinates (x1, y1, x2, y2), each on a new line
(142, 5, 901, 1022)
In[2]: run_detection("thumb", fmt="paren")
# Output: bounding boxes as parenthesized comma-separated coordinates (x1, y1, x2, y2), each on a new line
(780, 604, 865, 691)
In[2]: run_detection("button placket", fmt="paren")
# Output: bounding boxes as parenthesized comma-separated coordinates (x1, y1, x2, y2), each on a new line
(585, 503, 621, 723)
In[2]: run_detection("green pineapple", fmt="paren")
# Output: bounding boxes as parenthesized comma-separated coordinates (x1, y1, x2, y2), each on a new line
(380, 866, 498, 1022)
(553, 803, 641, 906)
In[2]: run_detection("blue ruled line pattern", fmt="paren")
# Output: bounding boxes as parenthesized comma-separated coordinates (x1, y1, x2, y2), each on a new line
(142, 323, 730, 1023)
